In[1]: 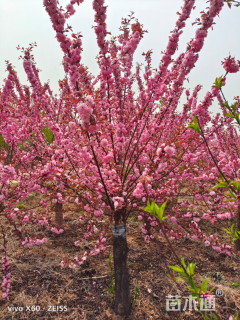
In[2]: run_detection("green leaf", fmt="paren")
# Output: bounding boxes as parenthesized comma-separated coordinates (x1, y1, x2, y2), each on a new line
(17, 143, 26, 151)
(11, 181, 20, 187)
(16, 202, 25, 209)
(221, 101, 230, 109)
(200, 279, 209, 292)
(223, 191, 237, 199)
(222, 227, 232, 235)
(233, 181, 240, 193)
(232, 102, 238, 112)
(42, 126, 55, 143)
(32, 133, 38, 142)
(224, 198, 236, 202)
(187, 124, 200, 134)
(168, 266, 187, 277)
(224, 112, 234, 118)
(0, 134, 10, 149)
(180, 258, 187, 269)
(213, 76, 224, 89)
(187, 278, 197, 291)
(212, 181, 229, 189)
(156, 201, 167, 222)
(174, 276, 187, 281)
(160, 200, 167, 213)
(187, 262, 195, 277)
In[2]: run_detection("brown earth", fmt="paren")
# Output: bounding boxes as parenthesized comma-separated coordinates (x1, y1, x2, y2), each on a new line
(0, 197, 240, 320)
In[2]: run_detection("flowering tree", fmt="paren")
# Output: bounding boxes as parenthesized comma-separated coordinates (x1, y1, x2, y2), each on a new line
(1, 0, 240, 317)
(187, 55, 240, 250)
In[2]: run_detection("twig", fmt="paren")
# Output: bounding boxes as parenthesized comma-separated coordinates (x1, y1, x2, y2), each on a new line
(78, 274, 109, 280)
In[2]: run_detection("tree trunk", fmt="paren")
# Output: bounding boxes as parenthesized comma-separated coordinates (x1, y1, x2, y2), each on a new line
(112, 208, 130, 317)
(55, 180, 63, 227)
(113, 228, 130, 316)
(55, 201, 63, 227)
(235, 195, 240, 251)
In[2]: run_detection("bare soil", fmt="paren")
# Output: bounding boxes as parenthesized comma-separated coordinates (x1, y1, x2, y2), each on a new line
(0, 200, 240, 320)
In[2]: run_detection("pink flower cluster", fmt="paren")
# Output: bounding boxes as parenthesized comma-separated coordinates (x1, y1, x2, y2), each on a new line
(23, 60, 40, 91)
(44, 0, 83, 89)
(100, 138, 108, 148)
(2, 73, 14, 101)
(102, 152, 113, 163)
(159, 0, 195, 80)
(2, 250, 11, 300)
(212, 244, 232, 255)
(216, 212, 233, 220)
(201, 0, 224, 30)
(164, 146, 176, 157)
(222, 56, 240, 73)
(93, 0, 108, 53)
(35, 217, 50, 227)
(133, 182, 144, 198)
(51, 227, 64, 234)
(2, 272, 11, 299)
(20, 237, 47, 246)
(191, 29, 207, 53)
(77, 102, 93, 125)
(72, 251, 88, 266)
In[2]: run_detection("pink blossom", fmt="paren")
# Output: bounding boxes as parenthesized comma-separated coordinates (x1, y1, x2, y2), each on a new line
(100, 138, 108, 148)
(212, 245, 221, 253)
(90, 248, 100, 256)
(51, 227, 64, 234)
(164, 146, 176, 157)
(157, 148, 163, 156)
(22, 215, 30, 223)
(2, 292, 8, 299)
(209, 191, 215, 196)
(222, 56, 239, 73)
(144, 235, 150, 243)
(193, 217, 200, 222)
(195, 194, 202, 200)
(77, 102, 93, 124)
(169, 216, 177, 223)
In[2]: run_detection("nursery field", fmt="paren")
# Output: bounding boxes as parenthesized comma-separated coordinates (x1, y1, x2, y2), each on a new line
(0, 193, 239, 320)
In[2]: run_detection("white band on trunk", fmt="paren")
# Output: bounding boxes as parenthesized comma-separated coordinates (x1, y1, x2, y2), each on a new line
(111, 225, 126, 238)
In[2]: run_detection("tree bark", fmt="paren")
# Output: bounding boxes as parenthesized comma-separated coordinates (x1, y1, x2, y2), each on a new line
(235, 195, 240, 251)
(55, 180, 63, 227)
(55, 201, 63, 227)
(113, 207, 130, 317)
(113, 229, 130, 316)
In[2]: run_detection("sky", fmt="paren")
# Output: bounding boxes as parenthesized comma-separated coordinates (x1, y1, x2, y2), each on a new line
(0, 0, 240, 115)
